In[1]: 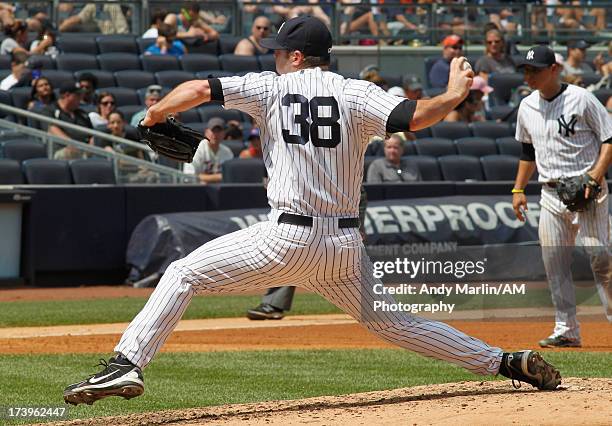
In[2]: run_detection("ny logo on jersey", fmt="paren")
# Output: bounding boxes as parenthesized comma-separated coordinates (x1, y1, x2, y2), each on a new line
(557, 114, 577, 137)
(526, 50, 534, 60)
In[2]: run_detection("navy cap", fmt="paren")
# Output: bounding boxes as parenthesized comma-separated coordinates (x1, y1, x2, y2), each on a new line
(260, 15, 332, 58)
(59, 81, 85, 95)
(515, 45, 556, 69)
(568, 40, 589, 50)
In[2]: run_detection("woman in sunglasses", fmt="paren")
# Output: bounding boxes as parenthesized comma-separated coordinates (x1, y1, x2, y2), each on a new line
(89, 92, 116, 128)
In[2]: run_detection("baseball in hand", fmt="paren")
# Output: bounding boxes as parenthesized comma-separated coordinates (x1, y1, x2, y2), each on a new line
(461, 61, 472, 72)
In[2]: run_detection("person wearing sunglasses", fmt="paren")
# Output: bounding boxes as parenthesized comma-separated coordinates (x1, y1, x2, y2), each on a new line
(429, 34, 464, 89)
(475, 28, 516, 82)
(234, 16, 272, 56)
(88, 92, 116, 128)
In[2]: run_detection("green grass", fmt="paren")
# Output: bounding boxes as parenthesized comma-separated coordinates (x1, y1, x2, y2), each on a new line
(0, 350, 610, 424)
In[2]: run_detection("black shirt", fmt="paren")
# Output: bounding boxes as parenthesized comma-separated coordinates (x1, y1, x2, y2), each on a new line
(41, 102, 93, 143)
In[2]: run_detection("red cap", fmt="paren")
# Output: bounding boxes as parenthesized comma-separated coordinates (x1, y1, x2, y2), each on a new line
(442, 35, 463, 47)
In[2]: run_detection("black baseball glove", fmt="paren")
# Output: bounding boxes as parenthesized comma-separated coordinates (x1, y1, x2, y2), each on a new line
(138, 116, 202, 163)
(556, 173, 602, 212)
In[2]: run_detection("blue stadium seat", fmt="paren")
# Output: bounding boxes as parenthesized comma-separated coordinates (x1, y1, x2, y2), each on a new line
(56, 54, 98, 72)
(97, 53, 141, 72)
(195, 70, 234, 79)
(431, 122, 471, 139)
(221, 140, 245, 157)
(403, 140, 416, 156)
(70, 159, 116, 184)
(454, 137, 497, 157)
(365, 139, 383, 156)
(580, 72, 600, 87)
(22, 159, 72, 184)
(487, 105, 517, 122)
(198, 105, 243, 123)
(258, 55, 276, 72)
(0, 90, 12, 119)
(222, 158, 266, 183)
(593, 88, 612, 106)
(1, 140, 47, 162)
(489, 73, 524, 105)
(136, 37, 156, 54)
(10, 87, 32, 110)
(363, 156, 377, 181)
(116, 105, 143, 122)
(96, 87, 139, 106)
(219, 54, 260, 73)
(73, 69, 115, 89)
(0, 159, 24, 184)
(177, 109, 199, 123)
(180, 54, 220, 72)
(40, 70, 75, 88)
(413, 127, 431, 139)
(96, 35, 138, 54)
(480, 155, 519, 181)
(114, 70, 156, 90)
(438, 155, 484, 181)
(470, 121, 513, 139)
(184, 122, 206, 135)
(57, 36, 98, 54)
(219, 36, 242, 54)
(141, 55, 180, 72)
(412, 155, 442, 181)
(181, 38, 219, 55)
(28, 54, 55, 69)
(496, 137, 521, 156)
(155, 71, 194, 88)
(414, 138, 456, 156)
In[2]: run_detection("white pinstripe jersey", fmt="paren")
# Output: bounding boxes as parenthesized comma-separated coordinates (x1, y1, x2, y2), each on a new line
(516, 84, 612, 181)
(219, 68, 404, 217)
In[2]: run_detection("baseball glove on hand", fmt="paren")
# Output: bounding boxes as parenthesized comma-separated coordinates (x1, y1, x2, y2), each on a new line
(138, 116, 202, 163)
(556, 173, 602, 212)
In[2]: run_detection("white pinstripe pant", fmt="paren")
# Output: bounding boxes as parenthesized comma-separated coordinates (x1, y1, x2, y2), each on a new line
(116, 209, 503, 375)
(539, 186, 612, 340)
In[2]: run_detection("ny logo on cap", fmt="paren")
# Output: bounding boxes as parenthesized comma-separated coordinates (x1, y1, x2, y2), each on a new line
(526, 50, 534, 60)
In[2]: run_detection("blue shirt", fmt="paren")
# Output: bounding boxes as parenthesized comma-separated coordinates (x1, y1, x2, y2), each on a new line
(429, 57, 451, 89)
(145, 40, 186, 57)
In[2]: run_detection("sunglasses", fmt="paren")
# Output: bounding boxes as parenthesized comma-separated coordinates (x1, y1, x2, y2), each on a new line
(256, 26, 269, 30)
(487, 40, 502, 45)
(100, 101, 115, 106)
(449, 45, 463, 50)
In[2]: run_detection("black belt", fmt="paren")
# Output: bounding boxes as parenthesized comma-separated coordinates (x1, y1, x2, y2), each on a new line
(278, 212, 360, 228)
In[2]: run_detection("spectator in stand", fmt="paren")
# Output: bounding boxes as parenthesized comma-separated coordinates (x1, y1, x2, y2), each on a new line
(273, 1, 331, 28)
(27, 77, 55, 111)
(145, 23, 187, 57)
(142, 8, 167, 39)
(225, 120, 244, 140)
(42, 82, 92, 145)
(164, 2, 219, 42)
(29, 25, 58, 57)
(429, 34, 463, 89)
(234, 16, 272, 56)
(88, 92, 116, 128)
(77, 73, 98, 107)
(475, 28, 516, 82)
(0, 19, 28, 55)
(402, 74, 424, 100)
(593, 41, 611, 77)
(185, 117, 234, 184)
(367, 134, 420, 183)
(130, 85, 162, 127)
(59, 3, 129, 34)
(240, 128, 262, 159)
(0, 50, 28, 90)
(562, 40, 593, 77)
(340, 1, 388, 45)
(105, 111, 141, 152)
(556, 1, 606, 32)
(444, 76, 492, 123)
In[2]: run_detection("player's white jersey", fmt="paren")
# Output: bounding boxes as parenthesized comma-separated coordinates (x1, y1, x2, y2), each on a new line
(219, 68, 404, 217)
(516, 84, 612, 181)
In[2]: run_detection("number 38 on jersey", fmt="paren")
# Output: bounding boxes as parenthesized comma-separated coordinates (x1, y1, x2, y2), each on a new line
(281, 94, 341, 148)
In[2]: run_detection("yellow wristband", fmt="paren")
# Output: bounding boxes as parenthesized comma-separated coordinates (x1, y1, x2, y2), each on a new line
(511, 188, 524, 194)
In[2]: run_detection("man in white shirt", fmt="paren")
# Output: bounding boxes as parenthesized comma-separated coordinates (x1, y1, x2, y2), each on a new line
(184, 117, 234, 183)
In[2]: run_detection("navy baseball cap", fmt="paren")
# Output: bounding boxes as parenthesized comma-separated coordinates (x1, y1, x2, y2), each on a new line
(259, 15, 332, 57)
(515, 45, 556, 69)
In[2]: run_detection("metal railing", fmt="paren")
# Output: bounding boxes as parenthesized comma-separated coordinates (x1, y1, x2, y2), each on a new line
(0, 103, 198, 184)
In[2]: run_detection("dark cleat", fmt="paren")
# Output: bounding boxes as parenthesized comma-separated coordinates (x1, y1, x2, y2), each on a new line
(499, 350, 561, 390)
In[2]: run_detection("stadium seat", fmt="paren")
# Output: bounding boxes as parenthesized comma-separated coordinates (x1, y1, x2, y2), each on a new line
(379, 72, 402, 88)
(593, 88, 612, 106)
(114, 70, 156, 90)
(219, 54, 260, 73)
(470, 121, 513, 139)
(56, 54, 98, 72)
(96, 87, 139, 106)
(431, 122, 471, 139)
(1, 140, 47, 162)
(363, 156, 377, 181)
(258, 55, 276, 72)
(180, 54, 220, 72)
(136, 87, 171, 103)
(28, 54, 55, 69)
(116, 105, 143, 122)
(155, 71, 194, 88)
(0, 54, 11, 69)
(96, 35, 138, 54)
(141, 55, 180, 72)
(184, 122, 206, 135)
(365, 139, 383, 156)
(70, 159, 116, 184)
(97, 53, 141, 72)
(496, 137, 521, 156)
(219, 36, 242, 54)
(198, 105, 243, 123)
(136, 37, 156, 54)
(423, 56, 438, 87)
(74, 70, 115, 89)
(414, 138, 456, 156)
(39, 70, 75, 88)
(9, 87, 32, 110)
(0, 90, 12, 118)
(180, 38, 219, 55)
(489, 73, 525, 105)
(22, 158, 72, 184)
(487, 105, 517, 122)
(222, 140, 246, 157)
(454, 137, 497, 157)
(222, 158, 266, 183)
(411, 155, 442, 181)
(413, 127, 431, 139)
(57, 36, 98, 54)
(580, 72, 601, 87)
(0, 159, 23, 184)
(438, 155, 484, 181)
(195, 70, 234, 79)
(177, 109, 199, 123)
(480, 155, 519, 181)
(403, 140, 417, 156)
